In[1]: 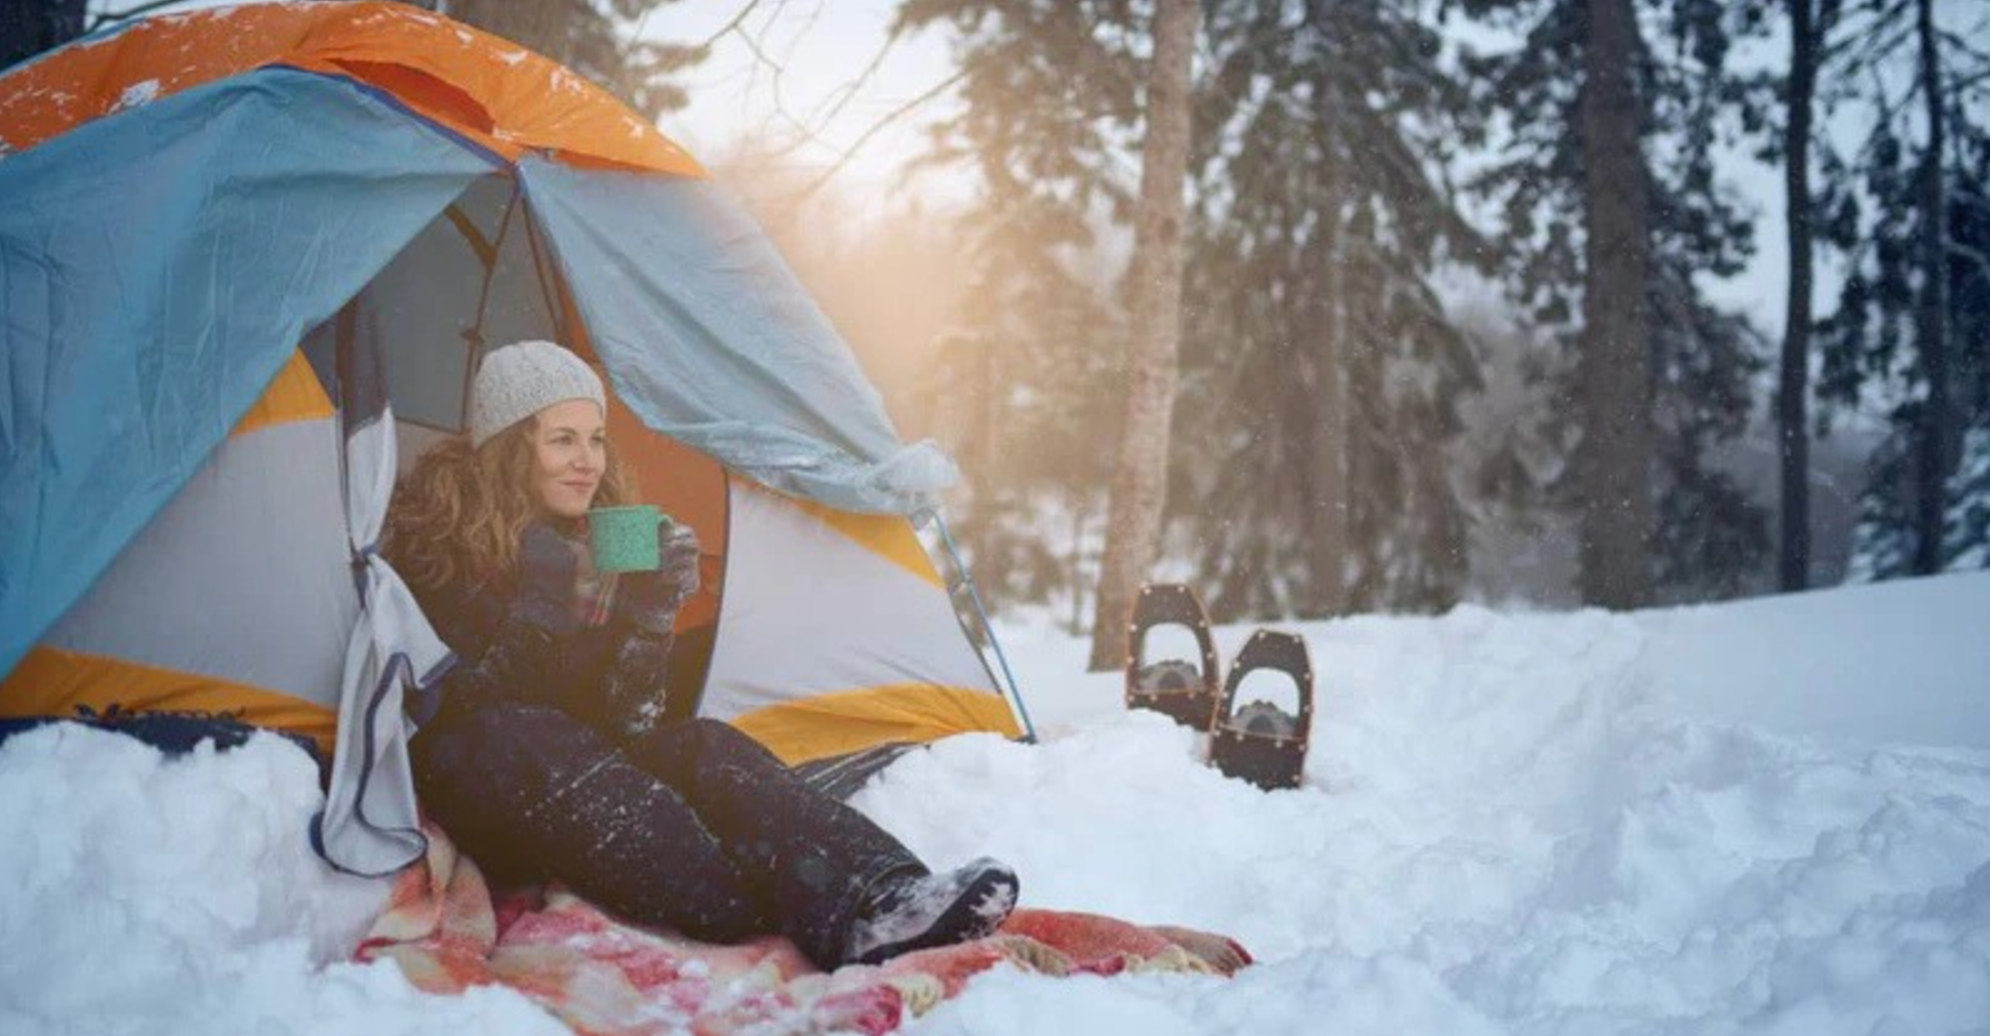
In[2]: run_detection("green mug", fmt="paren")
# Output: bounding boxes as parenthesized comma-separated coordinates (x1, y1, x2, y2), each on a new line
(587, 505, 670, 574)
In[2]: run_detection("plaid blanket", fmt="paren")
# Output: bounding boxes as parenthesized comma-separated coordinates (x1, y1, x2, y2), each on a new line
(356, 824, 1251, 1036)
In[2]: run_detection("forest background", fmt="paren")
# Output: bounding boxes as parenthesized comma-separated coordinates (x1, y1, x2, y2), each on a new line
(12, 0, 1989, 666)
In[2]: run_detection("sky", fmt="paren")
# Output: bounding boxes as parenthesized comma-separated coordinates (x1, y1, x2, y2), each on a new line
(641, 0, 961, 194)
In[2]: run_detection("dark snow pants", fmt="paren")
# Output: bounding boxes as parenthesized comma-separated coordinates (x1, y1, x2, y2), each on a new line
(409, 705, 924, 969)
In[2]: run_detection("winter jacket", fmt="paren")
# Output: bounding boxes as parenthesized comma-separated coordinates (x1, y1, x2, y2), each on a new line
(416, 534, 678, 742)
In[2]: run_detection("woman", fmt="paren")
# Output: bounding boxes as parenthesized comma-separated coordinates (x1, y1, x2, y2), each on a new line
(385, 340, 1018, 970)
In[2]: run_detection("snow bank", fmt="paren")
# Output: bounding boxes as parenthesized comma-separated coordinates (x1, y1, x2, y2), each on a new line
(871, 573, 1990, 1033)
(3, 573, 1986, 1034)
(1643, 570, 1990, 748)
(0, 726, 566, 1036)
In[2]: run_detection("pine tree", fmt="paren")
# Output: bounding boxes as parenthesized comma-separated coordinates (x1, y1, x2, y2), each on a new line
(1940, 426, 1990, 571)
(1462, 0, 1766, 605)
(1173, 0, 1486, 619)
(922, 197, 1122, 613)
(1818, 0, 1989, 580)
(1954, 137, 1990, 461)
(895, 0, 1145, 618)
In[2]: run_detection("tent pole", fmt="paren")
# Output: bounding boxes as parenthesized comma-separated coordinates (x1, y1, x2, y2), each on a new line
(923, 508, 1037, 744)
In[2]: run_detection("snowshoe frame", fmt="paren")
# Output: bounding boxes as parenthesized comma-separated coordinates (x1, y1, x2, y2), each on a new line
(1208, 629, 1313, 791)
(1123, 582, 1222, 729)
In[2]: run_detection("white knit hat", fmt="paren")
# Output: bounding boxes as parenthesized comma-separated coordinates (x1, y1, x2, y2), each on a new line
(468, 340, 607, 447)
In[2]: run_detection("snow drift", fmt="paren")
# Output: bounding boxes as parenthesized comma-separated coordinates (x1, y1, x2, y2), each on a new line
(4, 572, 1987, 1035)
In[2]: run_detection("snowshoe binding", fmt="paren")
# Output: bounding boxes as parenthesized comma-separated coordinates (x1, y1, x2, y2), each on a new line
(1124, 582, 1222, 729)
(1208, 629, 1313, 791)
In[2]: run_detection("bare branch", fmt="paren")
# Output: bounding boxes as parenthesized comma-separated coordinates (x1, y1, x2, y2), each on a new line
(1822, 0, 1915, 68)
(701, 0, 767, 50)
(708, 0, 894, 166)
(702, 0, 862, 161)
(1947, 239, 1990, 287)
(1938, 30, 1990, 73)
(789, 65, 970, 203)
(89, 0, 200, 30)
(807, 29, 903, 129)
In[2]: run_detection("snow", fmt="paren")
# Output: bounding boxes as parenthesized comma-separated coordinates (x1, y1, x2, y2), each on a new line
(1642, 571, 1990, 748)
(4, 572, 1988, 1035)
(110, 80, 161, 113)
(0, 724, 563, 1036)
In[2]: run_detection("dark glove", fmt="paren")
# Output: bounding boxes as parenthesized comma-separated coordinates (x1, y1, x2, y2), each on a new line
(613, 521, 700, 636)
(510, 523, 581, 636)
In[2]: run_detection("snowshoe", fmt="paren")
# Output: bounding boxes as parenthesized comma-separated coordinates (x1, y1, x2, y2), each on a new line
(1208, 629, 1313, 791)
(1124, 582, 1222, 729)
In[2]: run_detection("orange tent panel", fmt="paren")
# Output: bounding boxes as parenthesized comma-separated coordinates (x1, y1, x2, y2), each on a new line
(0, 1, 705, 176)
(232, 349, 336, 439)
(606, 400, 729, 631)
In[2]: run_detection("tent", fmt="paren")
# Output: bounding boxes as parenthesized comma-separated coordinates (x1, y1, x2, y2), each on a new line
(0, 1, 1032, 876)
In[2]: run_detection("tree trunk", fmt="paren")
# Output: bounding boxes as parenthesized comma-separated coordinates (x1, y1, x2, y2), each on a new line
(1069, 497, 1089, 635)
(1301, 0, 1350, 619)
(965, 331, 999, 588)
(1300, 274, 1350, 615)
(1086, 0, 1200, 671)
(1911, 0, 1951, 575)
(1780, 0, 1819, 591)
(1575, 0, 1655, 609)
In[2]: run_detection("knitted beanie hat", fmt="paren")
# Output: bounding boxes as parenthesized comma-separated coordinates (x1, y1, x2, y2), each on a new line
(469, 340, 606, 447)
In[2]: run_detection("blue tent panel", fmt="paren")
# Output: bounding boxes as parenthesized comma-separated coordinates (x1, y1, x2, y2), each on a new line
(0, 68, 490, 679)
(519, 159, 957, 516)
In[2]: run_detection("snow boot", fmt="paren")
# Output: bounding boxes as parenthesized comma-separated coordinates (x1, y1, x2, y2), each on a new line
(1124, 582, 1222, 729)
(844, 857, 1020, 966)
(1208, 629, 1313, 791)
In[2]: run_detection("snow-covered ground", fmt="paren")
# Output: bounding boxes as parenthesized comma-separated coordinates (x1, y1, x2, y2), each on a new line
(4, 573, 1988, 1035)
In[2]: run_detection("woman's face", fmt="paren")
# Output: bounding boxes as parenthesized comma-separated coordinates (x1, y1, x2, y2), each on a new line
(528, 399, 607, 519)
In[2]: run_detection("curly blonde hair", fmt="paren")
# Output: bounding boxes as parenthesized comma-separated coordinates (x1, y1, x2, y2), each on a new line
(384, 417, 633, 600)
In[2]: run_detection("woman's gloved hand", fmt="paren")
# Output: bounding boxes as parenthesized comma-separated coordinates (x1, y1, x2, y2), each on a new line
(509, 523, 581, 636)
(600, 522, 698, 738)
(613, 522, 700, 635)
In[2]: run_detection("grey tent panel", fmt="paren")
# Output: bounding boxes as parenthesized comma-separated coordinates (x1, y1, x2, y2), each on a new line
(367, 175, 564, 432)
(43, 418, 354, 703)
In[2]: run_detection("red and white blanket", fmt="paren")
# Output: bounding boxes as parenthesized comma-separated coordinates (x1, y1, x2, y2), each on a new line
(356, 824, 1251, 1036)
